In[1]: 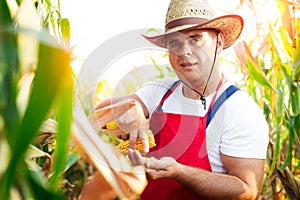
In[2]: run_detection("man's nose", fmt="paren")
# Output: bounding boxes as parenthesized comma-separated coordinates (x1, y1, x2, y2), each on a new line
(179, 43, 192, 56)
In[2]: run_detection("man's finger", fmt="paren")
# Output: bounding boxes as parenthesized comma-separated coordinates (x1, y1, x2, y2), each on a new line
(128, 149, 144, 166)
(128, 149, 138, 165)
(138, 129, 149, 153)
(129, 130, 138, 150)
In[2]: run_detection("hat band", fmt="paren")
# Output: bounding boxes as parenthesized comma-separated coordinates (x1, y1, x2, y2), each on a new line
(165, 17, 209, 31)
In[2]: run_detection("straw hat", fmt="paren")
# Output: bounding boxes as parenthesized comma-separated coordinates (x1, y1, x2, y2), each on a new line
(143, 0, 244, 49)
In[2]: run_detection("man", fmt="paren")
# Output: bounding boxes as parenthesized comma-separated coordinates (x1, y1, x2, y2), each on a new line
(96, 0, 269, 199)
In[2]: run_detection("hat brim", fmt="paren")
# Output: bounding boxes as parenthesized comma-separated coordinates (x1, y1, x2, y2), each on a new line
(143, 14, 244, 49)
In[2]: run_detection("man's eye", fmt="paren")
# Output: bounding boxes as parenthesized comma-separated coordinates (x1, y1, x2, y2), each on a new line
(190, 37, 204, 45)
(190, 38, 199, 44)
(168, 41, 179, 48)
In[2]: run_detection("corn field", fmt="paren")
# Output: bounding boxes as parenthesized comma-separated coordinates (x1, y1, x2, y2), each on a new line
(0, 0, 299, 199)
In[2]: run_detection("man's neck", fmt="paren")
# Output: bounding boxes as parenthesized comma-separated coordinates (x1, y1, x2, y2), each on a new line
(181, 73, 223, 100)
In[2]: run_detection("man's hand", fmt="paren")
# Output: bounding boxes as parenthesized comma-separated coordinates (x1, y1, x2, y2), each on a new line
(116, 100, 149, 153)
(93, 95, 150, 153)
(128, 149, 179, 179)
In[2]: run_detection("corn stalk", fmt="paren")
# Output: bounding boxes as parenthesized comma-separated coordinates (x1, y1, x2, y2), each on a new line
(234, 0, 300, 199)
(0, 0, 74, 199)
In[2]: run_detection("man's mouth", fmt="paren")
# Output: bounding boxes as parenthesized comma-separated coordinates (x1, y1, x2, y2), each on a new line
(180, 62, 197, 68)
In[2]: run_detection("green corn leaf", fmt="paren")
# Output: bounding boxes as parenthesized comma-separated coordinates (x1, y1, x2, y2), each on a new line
(0, 0, 12, 26)
(295, 60, 300, 81)
(290, 83, 300, 115)
(2, 40, 71, 199)
(0, 0, 19, 132)
(145, 28, 162, 34)
(12, 41, 71, 160)
(59, 18, 70, 46)
(246, 76, 257, 102)
(267, 18, 292, 60)
(242, 42, 274, 91)
(0, 28, 19, 145)
(270, 85, 284, 173)
(65, 152, 80, 172)
(246, 57, 274, 91)
(27, 168, 66, 200)
(298, 84, 300, 115)
(44, 0, 52, 8)
(280, 62, 292, 87)
(50, 12, 57, 38)
(294, 19, 300, 81)
(280, 116, 295, 170)
(295, 115, 300, 139)
(149, 56, 165, 78)
(49, 70, 74, 190)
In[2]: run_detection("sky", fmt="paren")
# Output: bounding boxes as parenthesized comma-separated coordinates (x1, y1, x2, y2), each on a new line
(60, 0, 251, 76)
(59, 0, 280, 89)
(60, 0, 252, 60)
(61, 0, 169, 59)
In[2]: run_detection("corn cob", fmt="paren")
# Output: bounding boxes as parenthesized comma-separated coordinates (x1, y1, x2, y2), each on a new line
(105, 120, 156, 153)
(117, 131, 156, 153)
(106, 120, 118, 129)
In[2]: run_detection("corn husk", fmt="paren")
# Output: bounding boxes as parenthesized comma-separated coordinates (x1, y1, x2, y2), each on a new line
(91, 98, 147, 136)
(73, 98, 147, 200)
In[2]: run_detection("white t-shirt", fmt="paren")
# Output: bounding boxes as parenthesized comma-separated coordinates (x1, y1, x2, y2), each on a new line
(135, 78, 269, 173)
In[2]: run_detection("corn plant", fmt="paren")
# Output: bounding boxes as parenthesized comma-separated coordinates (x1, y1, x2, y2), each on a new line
(233, 0, 300, 199)
(0, 0, 76, 199)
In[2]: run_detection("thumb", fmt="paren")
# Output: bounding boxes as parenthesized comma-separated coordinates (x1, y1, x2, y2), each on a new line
(145, 157, 175, 169)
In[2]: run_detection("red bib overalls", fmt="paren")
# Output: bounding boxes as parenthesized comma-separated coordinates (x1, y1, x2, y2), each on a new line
(141, 79, 239, 200)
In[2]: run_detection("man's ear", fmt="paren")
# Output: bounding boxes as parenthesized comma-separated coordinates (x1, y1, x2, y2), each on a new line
(217, 33, 224, 53)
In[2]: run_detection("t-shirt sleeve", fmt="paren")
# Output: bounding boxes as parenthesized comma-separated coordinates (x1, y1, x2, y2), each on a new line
(134, 79, 176, 117)
(220, 92, 269, 159)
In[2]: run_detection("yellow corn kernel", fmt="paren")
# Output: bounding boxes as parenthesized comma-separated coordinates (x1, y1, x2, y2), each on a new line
(117, 130, 156, 153)
(106, 120, 117, 129)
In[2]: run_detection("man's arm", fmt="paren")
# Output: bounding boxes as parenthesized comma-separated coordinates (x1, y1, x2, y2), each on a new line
(93, 94, 148, 118)
(173, 154, 264, 199)
(128, 150, 265, 200)
(130, 94, 149, 119)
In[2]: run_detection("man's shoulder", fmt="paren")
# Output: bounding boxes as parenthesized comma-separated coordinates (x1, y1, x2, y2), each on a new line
(154, 77, 179, 86)
(222, 84, 265, 120)
(138, 78, 179, 91)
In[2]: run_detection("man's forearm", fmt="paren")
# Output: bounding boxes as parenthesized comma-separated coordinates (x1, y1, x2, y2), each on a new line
(172, 163, 257, 200)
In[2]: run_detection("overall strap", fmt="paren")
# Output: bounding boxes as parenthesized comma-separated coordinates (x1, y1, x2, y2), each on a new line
(156, 80, 181, 112)
(206, 85, 240, 128)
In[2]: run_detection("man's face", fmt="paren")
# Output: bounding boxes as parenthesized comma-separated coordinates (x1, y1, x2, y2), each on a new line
(166, 29, 221, 84)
